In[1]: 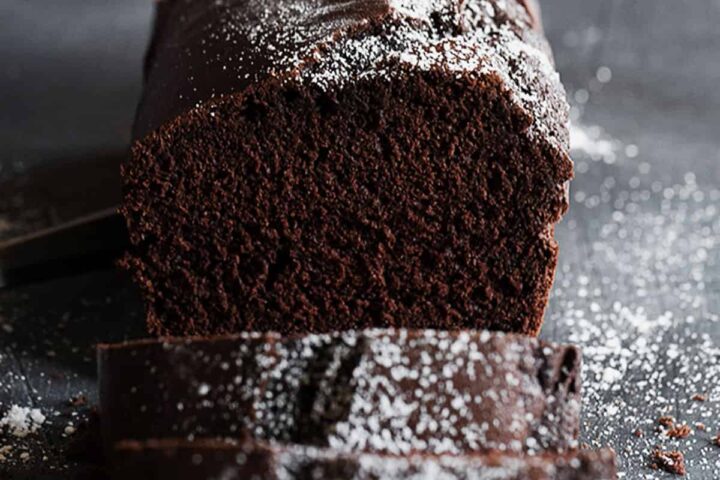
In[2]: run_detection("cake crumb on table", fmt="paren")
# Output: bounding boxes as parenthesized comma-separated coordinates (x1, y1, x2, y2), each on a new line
(69, 394, 87, 407)
(650, 449, 686, 476)
(666, 424, 692, 439)
(0, 445, 12, 463)
(658, 415, 675, 428)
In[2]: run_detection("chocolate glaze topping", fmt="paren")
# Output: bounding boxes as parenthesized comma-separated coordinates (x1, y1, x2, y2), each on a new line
(134, 0, 555, 141)
(112, 438, 617, 480)
(98, 329, 581, 456)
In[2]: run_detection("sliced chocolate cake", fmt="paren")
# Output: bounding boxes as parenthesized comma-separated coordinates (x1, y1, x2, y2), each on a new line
(112, 438, 617, 480)
(98, 330, 581, 455)
(122, 0, 573, 336)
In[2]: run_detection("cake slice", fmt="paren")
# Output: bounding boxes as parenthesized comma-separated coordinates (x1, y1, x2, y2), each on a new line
(112, 438, 617, 480)
(98, 329, 581, 455)
(122, 0, 573, 336)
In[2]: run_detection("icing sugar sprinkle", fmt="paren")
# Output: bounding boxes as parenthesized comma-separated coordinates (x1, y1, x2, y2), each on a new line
(272, 443, 615, 479)
(554, 81, 720, 476)
(108, 329, 580, 456)
(569, 122, 621, 165)
(0, 405, 46, 438)
(180, 0, 567, 152)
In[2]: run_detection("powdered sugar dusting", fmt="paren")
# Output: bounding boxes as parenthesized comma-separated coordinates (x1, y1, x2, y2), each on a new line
(145, 0, 567, 154)
(291, 0, 567, 151)
(117, 438, 615, 479)
(0, 405, 45, 438)
(554, 111, 720, 476)
(325, 330, 579, 455)
(101, 329, 581, 455)
(274, 444, 616, 479)
(569, 122, 621, 164)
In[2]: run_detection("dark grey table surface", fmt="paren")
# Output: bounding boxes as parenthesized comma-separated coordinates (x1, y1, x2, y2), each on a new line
(1, 0, 720, 478)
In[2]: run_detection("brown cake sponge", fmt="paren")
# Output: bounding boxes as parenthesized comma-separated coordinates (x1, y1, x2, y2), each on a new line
(122, 0, 572, 336)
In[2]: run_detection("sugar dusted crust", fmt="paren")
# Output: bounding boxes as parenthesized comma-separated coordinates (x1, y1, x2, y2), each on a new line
(136, 0, 566, 149)
(99, 329, 581, 455)
(113, 438, 617, 480)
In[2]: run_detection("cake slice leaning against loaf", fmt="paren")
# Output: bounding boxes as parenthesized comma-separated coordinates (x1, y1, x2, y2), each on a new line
(98, 329, 581, 456)
(121, 0, 573, 337)
(112, 438, 617, 480)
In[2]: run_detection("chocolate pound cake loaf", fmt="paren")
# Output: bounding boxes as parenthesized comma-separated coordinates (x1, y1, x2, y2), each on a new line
(98, 330, 581, 455)
(113, 439, 617, 480)
(123, 0, 572, 336)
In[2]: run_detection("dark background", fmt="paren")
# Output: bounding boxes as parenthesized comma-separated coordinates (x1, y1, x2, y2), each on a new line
(1, 0, 720, 477)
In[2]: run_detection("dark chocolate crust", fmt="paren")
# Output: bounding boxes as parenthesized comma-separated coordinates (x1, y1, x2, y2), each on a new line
(133, 0, 551, 140)
(98, 330, 581, 455)
(123, 0, 572, 336)
(112, 438, 617, 480)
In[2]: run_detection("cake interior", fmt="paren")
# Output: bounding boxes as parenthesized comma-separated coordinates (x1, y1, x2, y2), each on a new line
(123, 70, 571, 336)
